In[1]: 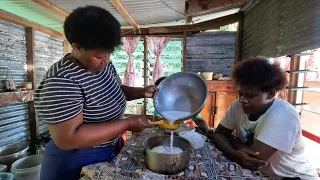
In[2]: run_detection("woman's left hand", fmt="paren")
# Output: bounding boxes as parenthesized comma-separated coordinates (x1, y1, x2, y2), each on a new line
(144, 85, 157, 98)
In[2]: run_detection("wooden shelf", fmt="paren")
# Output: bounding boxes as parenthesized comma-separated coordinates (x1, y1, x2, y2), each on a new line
(295, 104, 320, 115)
(285, 70, 317, 73)
(0, 90, 34, 107)
(289, 87, 320, 93)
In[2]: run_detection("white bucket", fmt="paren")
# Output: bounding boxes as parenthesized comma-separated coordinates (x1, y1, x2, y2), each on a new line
(11, 154, 43, 180)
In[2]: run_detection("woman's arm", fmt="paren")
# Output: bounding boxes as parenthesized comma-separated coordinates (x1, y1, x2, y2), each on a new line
(211, 125, 239, 160)
(48, 113, 152, 150)
(121, 85, 157, 101)
(121, 86, 144, 101)
(193, 119, 210, 133)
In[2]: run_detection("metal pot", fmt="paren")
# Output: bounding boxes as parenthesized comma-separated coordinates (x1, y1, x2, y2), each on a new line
(0, 144, 29, 168)
(143, 135, 191, 175)
(154, 72, 208, 123)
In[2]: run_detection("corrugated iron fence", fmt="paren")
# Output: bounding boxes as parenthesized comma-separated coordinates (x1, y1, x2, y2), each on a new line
(35, 31, 64, 136)
(0, 20, 29, 147)
(241, 0, 320, 59)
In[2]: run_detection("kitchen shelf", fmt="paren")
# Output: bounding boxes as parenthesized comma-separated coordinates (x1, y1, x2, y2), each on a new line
(285, 70, 317, 73)
(0, 90, 34, 107)
(295, 52, 315, 56)
(295, 104, 320, 115)
(288, 87, 320, 93)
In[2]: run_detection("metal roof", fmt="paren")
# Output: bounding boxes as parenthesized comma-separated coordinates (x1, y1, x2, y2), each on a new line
(121, 0, 185, 25)
(0, 0, 65, 32)
(47, 0, 129, 26)
(0, 0, 245, 33)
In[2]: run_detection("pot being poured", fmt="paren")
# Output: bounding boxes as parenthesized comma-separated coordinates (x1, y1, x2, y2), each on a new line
(143, 135, 191, 175)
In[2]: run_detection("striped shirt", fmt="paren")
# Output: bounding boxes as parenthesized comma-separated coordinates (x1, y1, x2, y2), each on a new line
(34, 54, 126, 145)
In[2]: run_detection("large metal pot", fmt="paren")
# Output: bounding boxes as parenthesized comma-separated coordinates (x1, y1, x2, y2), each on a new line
(0, 144, 29, 168)
(154, 72, 208, 123)
(143, 135, 191, 175)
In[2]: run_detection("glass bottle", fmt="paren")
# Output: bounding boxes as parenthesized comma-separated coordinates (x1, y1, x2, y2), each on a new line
(5, 68, 16, 92)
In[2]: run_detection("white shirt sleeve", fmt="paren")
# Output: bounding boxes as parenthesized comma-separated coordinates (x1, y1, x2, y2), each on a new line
(219, 100, 240, 130)
(255, 103, 300, 154)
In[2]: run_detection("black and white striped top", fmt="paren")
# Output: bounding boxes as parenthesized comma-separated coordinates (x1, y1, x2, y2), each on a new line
(34, 54, 126, 128)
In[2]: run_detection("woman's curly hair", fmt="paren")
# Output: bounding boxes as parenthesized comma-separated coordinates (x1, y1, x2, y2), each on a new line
(231, 56, 288, 92)
(64, 6, 121, 51)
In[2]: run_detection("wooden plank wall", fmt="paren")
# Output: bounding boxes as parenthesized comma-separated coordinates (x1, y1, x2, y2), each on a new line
(186, 31, 236, 76)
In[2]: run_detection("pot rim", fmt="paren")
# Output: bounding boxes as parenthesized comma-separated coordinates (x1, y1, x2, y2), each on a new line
(0, 144, 29, 159)
(143, 135, 192, 153)
(153, 72, 208, 122)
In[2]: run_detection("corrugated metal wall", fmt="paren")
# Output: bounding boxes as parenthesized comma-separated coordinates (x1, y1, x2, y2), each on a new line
(0, 20, 30, 148)
(35, 31, 64, 136)
(0, 20, 28, 92)
(186, 31, 236, 76)
(0, 104, 30, 148)
(241, 0, 320, 59)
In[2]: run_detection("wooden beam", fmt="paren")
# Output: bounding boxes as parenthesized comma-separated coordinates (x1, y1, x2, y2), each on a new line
(182, 32, 187, 71)
(186, 0, 249, 16)
(0, 11, 64, 39)
(149, 13, 240, 34)
(288, 55, 300, 104)
(26, 27, 36, 90)
(143, 37, 148, 115)
(109, 0, 139, 29)
(32, 0, 69, 18)
(235, 12, 243, 64)
(121, 28, 149, 35)
(26, 27, 39, 154)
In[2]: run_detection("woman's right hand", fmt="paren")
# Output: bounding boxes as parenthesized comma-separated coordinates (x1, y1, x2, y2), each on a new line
(127, 115, 153, 132)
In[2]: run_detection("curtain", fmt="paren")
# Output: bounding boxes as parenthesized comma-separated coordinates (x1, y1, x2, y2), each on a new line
(146, 37, 169, 84)
(123, 37, 140, 87)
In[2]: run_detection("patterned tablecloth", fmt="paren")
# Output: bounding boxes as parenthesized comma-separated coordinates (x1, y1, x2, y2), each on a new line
(80, 127, 264, 180)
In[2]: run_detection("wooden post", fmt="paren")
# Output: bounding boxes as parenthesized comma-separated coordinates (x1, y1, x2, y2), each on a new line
(143, 37, 148, 115)
(235, 12, 243, 64)
(26, 27, 36, 90)
(288, 55, 300, 104)
(26, 27, 39, 154)
(183, 32, 187, 72)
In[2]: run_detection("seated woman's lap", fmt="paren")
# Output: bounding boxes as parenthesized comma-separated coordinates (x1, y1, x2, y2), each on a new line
(40, 139, 123, 180)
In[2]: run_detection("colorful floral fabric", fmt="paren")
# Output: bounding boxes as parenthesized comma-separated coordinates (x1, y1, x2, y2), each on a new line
(146, 37, 169, 84)
(81, 127, 263, 180)
(123, 37, 141, 87)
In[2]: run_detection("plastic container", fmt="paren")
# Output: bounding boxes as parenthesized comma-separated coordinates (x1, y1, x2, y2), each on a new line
(11, 154, 43, 180)
(0, 143, 29, 169)
(0, 173, 14, 180)
(179, 131, 207, 149)
(201, 72, 213, 80)
(0, 164, 7, 172)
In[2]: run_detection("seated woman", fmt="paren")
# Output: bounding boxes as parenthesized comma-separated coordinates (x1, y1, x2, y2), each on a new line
(153, 77, 210, 133)
(210, 57, 318, 179)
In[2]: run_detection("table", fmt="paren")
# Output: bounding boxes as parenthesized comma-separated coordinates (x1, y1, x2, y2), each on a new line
(80, 127, 263, 180)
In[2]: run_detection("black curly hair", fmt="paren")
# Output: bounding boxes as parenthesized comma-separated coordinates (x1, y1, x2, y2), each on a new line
(231, 56, 288, 92)
(64, 6, 121, 51)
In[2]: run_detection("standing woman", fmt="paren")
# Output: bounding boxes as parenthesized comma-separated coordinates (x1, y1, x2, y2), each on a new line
(34, 6, 155, 180)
